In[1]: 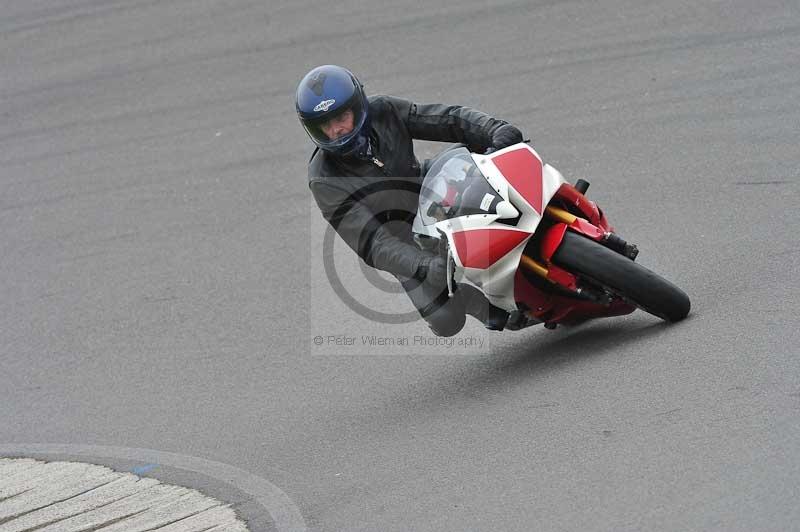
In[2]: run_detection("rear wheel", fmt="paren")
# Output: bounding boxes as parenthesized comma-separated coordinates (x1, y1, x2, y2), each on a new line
(552, 231, 690, 322)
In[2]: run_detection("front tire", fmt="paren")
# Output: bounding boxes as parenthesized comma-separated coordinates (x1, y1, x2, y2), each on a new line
(552, 231, 691, 322)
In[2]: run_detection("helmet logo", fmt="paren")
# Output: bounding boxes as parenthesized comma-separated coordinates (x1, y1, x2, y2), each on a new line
(313, 99, 336, 112)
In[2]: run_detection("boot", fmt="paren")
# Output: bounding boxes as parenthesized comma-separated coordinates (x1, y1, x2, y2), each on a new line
(457, 284, 509, 331)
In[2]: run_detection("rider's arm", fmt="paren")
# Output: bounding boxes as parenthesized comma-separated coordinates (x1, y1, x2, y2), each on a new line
(309, 180, 429, 279)
(381, 95, 515, 153)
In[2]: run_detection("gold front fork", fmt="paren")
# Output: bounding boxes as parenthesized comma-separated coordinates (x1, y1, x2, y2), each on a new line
(544, 206, 577, 224)
(519, 254, 549, 278)
(518, 206, 576, 281)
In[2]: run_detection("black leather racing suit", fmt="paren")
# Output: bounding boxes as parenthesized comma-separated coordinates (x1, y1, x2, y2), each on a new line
(308, 95, 516, 336)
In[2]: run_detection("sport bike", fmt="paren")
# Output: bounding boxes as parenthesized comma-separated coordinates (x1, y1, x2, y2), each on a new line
(411, 144, 690, 329)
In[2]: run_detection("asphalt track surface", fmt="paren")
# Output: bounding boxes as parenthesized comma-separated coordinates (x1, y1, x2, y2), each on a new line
(2, 1, 799, 531)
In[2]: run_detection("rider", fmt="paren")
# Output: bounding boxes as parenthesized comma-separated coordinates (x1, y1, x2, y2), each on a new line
(297, 65, 526, 337)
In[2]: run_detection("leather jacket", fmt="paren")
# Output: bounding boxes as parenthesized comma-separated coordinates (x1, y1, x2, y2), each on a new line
(308, 95, 514, 280)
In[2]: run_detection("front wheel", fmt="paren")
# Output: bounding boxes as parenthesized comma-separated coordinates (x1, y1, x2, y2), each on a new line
(552, 231, 691, 322)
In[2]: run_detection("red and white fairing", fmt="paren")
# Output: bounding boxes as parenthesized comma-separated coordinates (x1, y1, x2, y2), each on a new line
(412, 144, 567, 311)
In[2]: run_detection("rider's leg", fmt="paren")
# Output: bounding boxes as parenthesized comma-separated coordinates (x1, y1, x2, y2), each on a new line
(400, 277, 509, 336)
(400, 275, 466, 337)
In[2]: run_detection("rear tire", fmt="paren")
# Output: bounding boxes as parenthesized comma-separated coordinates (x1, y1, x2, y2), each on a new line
(552, 231, 691, 322)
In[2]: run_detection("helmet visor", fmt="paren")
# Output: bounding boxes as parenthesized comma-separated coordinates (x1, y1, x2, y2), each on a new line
(302, 96, 367, 150)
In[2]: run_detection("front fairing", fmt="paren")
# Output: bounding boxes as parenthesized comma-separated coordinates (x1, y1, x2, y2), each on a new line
(412, 144, 567, 311)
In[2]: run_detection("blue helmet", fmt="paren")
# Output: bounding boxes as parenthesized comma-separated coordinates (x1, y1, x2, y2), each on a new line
(295, 65, 370, 158)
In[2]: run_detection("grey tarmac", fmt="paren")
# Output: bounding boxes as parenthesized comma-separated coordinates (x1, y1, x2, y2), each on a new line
(2, 1, 799, 531)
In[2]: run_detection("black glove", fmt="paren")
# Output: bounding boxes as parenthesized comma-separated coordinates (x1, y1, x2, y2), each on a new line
(415, 254, 449, 287)
(491, 124, 524, 151)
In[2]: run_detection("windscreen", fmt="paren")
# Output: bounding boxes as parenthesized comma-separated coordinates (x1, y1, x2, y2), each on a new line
(418, 148, 502, 226)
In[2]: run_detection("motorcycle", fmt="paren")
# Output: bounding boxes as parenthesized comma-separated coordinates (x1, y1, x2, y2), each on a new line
(411, 143, 690, 329)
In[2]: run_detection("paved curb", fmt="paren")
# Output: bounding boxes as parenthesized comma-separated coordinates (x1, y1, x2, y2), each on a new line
(0, 444, 306, 532)
(0, 458, 250, 531)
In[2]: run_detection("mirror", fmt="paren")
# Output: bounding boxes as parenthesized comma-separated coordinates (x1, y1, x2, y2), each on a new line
(495, 200, 519, 220)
